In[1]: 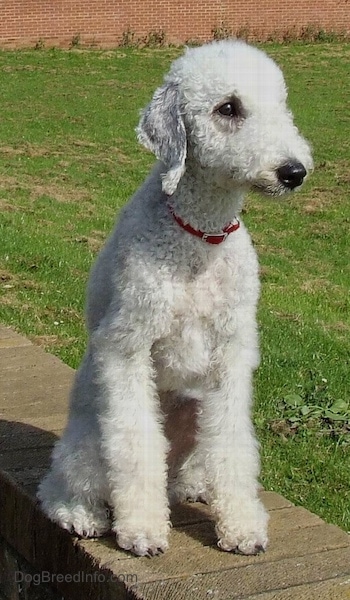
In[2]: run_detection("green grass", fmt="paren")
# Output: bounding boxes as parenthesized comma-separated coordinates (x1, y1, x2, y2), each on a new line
(0, 43, 349, 532)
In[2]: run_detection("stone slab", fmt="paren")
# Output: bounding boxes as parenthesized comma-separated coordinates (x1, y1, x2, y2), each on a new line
(243, 577, 350, 600)
(134, 549, 350, 599)
(0, 326, 32, 348)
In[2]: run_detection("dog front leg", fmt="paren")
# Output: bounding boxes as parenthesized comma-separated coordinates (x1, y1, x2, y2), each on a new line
(199, 341, 269, 555)
(94, 341, 170, 556)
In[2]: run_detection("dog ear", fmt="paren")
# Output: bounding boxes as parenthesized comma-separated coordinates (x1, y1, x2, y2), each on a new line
(136, 82, 187, 195)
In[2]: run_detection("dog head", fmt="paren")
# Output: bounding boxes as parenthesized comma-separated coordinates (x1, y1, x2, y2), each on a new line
(137, 40, 313, 196)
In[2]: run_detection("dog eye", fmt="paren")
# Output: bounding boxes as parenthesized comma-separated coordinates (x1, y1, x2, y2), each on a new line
(217, 102, 239, 118)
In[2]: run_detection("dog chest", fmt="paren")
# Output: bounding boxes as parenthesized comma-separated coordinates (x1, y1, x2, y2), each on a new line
(152, 260, 241, 386)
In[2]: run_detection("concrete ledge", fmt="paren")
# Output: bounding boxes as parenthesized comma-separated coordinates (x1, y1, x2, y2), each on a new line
(1, 324, 350, 599)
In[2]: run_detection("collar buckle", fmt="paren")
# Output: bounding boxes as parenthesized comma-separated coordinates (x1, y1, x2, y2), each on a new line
(202, 232, 228, 244)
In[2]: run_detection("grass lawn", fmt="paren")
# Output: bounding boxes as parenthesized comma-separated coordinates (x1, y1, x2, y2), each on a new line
(0, 42, 349, 532)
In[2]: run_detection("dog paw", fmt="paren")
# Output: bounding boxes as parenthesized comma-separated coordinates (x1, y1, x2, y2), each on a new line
(168, 479, 207, 505)
(49, 504, 110, 538)
(217, 534, 267, 555)
(215, 500, 269, 555)
(113, 523, 170, 557)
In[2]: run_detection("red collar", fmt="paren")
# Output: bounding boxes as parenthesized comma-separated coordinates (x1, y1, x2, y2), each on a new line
(168, 205, 240, 244)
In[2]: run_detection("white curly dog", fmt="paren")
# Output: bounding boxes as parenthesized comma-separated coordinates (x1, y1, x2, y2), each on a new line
(38, 40, 313, 557)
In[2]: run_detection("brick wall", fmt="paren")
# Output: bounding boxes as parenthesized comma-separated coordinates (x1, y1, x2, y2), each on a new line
(0, 0, 349, 48)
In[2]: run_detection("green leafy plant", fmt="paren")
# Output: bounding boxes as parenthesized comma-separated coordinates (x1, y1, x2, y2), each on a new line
(271, 370, 350, 444)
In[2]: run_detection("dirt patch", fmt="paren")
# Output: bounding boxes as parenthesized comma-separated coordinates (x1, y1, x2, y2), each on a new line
(0, 171, 91, 204)
(325, 320, 350, 333)
(96, 79, 144, 89)
(0, 140, 134, 169)
(267, 159, 350, 216)
(71, 140, 98, 149)
(0, 175, 22, 190)
(29, 334, 78, 349)
(0, 291, 23, 308)
(0, 269, 17, 284)
(299, 186, 342, 214)
(0, 64, 44, 72)
(0, 198, 19, 212)
(320, 320, 350, 341)
(98, 51, 127, 60)
(0, 144, 54, 158)
(270, 309, 303, 323)
(259, 265, 275, 279)
(0, 269, 41, 292)
(30, 181, 90, 204)
(72, 231, 106, 253)
(312, 46, 350, 61)
(58, 306, 84, 321)
(271, 44, 350, 68)
(299, 278, 331, 294)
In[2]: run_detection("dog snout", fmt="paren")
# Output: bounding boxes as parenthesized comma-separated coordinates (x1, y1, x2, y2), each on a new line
(277, 161, 307, 190)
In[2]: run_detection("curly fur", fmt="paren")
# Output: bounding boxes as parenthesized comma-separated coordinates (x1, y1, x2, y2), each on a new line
(38, 39, 313, 557)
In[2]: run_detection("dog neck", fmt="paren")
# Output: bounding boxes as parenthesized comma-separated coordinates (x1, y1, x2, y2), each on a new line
(167, 163, 247, 233)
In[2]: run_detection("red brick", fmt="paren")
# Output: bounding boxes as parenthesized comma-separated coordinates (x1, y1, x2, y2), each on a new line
(0, 0, 349, 48)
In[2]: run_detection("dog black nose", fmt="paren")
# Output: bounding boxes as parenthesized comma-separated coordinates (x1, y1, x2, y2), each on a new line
(277, 161, 307, 189)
